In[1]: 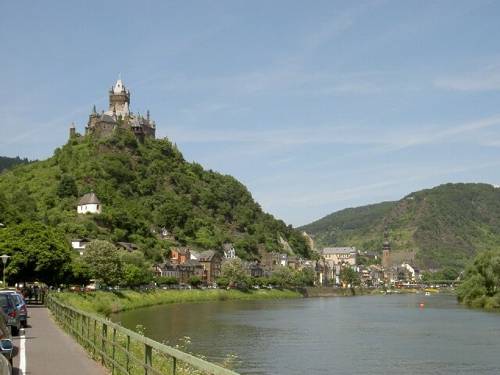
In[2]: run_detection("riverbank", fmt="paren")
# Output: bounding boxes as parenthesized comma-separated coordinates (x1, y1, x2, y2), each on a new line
(53, 288, 302, 316)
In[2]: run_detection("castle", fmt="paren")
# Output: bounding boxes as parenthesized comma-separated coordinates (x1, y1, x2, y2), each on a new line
(70, 78, 156, 141)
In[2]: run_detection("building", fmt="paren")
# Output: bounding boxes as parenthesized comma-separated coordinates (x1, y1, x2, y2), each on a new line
(381, 226, 391, 269)
(170, 247, 191, 265)
(223, 243, 236, 259)
(198, 250, 222, 284)
(74, 78, 156, 141)
(77, 192, 102, 214)
(322, 247, 357, 267)
(71, 239, 90, 256)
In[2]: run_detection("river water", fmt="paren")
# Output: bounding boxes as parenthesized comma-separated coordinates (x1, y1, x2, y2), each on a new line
(111, 294, 500, 374)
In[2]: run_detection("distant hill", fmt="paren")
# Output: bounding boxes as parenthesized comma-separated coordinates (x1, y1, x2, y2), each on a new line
(0, 131, 310, 261)
(0, 156, 30, 173)
(300, 183, 500, 269)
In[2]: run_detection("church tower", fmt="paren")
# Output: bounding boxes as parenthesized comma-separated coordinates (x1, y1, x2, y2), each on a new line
(382, 226, 391, 269)
(108, 78, 130, 117)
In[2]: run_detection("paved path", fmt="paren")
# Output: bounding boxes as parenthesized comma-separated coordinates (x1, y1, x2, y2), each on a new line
(12, 306, 108, 375)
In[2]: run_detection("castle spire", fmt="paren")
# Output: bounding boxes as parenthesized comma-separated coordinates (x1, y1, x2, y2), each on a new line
(92, 105, 97, 114)
(147, 110, 150, 121)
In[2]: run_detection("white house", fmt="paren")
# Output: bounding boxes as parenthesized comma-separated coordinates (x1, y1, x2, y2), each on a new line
(71, 239, 90, 256)
(77, 192, 102, 214)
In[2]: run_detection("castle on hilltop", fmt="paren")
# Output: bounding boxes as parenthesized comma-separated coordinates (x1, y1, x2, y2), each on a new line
(70, 78, 156, 141)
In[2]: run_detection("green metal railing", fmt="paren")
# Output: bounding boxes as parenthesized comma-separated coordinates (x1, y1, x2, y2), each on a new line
(46, 295, 239, 375)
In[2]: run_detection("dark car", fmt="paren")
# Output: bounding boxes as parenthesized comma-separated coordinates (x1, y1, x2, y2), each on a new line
(0, 295, 20, 336)
(0, 292, 27, 328)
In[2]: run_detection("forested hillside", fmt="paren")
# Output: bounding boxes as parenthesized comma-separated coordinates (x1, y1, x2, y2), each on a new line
(301, 183, 500, 269)
(0, 156, 30, 172)
(0, 130, 310, 262)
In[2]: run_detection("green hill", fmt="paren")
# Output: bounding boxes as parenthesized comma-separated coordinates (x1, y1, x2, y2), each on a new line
(300, 183, 500, 269)
(0, 156, 30, 173)
(0, 130, 310, 261)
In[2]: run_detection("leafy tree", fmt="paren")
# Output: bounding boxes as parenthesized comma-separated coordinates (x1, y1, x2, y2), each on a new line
(270, 267, 295, 288)
(82, 240, 122, 286)
(219, 259, 250, 289)
(457, 248, 500, 309)
(121, 263, 152, 287)
(57, 174, 78, 198)
(340, 267, 360, 288)
(155, 276, 178, 286)
(188, 276, 202, 288)
(69, 256, 92, 285)
(0, 222, 73, 285)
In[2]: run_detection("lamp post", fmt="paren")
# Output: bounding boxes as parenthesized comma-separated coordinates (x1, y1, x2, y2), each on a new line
(0, 255, 10, 289)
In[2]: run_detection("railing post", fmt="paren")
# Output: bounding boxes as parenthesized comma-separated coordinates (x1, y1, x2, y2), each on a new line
(93, 319, 97, 358)
(172, 357, 177, 375)
(102, 322, 107, 365)
(111, 328, 116, 375)
(144, 344, 152, 375)
(126, 335, 130, 374)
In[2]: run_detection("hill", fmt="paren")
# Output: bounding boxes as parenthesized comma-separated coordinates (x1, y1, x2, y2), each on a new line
(0, 130, 310, 261)
(0, 156, 30, 173)
(300, 183, 500, 269)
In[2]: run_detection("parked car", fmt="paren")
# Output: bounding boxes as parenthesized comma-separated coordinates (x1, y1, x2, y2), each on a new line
(0, 295, 20, 336)
(1, 292, 27, 328)
(0, 312, 15, 367)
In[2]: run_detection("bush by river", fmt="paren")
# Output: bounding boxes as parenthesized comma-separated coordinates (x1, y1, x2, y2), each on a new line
(54, 288, 302, 316)
(457, 248, 500, 311)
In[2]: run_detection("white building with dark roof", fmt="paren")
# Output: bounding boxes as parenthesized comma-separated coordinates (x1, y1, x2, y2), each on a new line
(77, 192, 102, 214)
(322, 247, 357, 267)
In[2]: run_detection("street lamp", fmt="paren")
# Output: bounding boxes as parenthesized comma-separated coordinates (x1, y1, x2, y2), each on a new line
(0, 255, 10, 289)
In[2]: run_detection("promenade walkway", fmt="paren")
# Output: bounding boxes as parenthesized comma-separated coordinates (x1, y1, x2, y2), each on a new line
(12, 305, 108, 375)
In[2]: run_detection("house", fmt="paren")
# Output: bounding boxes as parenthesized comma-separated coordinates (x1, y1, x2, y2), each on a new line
(198, 250, 222, 284)
(71, 239, 90, 256)
(77, 192, 102, 214)
(170, 247, 191, 264)
(322, 247, 357, 267)
(223, 243, 236, 259)
(244, 261, 264, 278)
(261, 252, 290, 274)
(178, 260, 204, 284)
(154, 261, 180, 279)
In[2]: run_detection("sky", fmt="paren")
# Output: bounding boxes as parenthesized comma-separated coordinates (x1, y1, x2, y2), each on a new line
(1, 1, 500, 227)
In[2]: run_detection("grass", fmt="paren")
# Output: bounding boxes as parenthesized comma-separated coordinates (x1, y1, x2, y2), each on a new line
(54, 288, 302, 316)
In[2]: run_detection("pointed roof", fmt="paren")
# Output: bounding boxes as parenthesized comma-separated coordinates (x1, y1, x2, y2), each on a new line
(113, 78, 126, 94)
(78, 192, 101, 206)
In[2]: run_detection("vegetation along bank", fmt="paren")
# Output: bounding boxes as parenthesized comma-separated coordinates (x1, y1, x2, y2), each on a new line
(53, 289, 303, 316)
(457, 248, 500, 311)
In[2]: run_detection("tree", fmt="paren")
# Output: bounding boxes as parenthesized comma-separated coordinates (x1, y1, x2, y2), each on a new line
(270, 267, 295, 289)
(340, 267, 360, 288)
(219, 258, 249, 289)
(0, 222, 73, 285)
(121, 263, 152, 287)
(295, 268, 315, 287)
(82, 240, 122, 286)
(57, 174, 78, 198)
(188, 276, 202, 288)
(457, 249, 500, 308)
(155, 276, 178, 286)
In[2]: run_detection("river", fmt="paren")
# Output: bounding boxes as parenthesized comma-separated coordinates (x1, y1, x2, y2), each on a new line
(111, 293, 500, 374)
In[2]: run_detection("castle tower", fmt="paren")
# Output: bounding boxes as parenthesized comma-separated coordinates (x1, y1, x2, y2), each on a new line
(108, 78, 130, 117)
(382, 226, 391, 269)
(69, 122, 76, 138)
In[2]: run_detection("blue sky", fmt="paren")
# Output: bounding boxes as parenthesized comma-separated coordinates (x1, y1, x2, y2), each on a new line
(1, 1, 500, 226)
